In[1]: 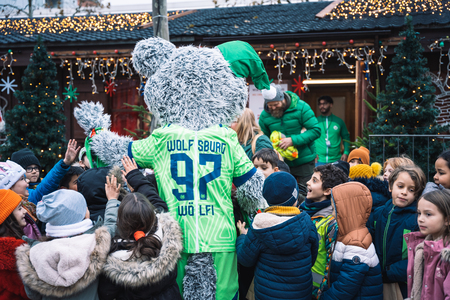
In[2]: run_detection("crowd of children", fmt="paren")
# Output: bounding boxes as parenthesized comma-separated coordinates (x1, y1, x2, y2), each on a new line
(1, 138, 450, 300)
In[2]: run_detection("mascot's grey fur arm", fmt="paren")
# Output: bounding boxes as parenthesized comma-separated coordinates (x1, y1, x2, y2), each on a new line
(237, 170, 268, 213)
(74, 101, 132, 168)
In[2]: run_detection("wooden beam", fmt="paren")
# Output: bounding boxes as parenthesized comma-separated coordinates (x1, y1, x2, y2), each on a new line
(138, 10, 198, 29)
(316, 0, 341, 19)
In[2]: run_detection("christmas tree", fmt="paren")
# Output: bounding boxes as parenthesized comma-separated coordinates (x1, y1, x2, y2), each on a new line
(0, 36, 66, 174)
(368, 16, 449, 178)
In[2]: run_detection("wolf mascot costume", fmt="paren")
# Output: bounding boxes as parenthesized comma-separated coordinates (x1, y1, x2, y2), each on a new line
(74, 38, 276, 299)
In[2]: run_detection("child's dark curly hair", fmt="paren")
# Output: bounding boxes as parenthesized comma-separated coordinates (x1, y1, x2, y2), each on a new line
(314, 164, 348, 194)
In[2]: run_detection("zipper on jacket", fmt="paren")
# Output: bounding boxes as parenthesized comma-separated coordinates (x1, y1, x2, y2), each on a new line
(383, 206, 395, 270)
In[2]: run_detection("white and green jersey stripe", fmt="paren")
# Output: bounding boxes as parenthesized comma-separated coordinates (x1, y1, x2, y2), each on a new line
(130, 124, 256, 253)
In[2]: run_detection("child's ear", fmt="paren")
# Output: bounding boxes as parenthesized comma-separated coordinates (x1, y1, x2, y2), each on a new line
(274, 167, 279, 172)
(323, 188, 331, 196)
(445, 217, 450, 226)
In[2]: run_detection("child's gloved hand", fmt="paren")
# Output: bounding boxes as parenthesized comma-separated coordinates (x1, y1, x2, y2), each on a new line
(105, 175, 121, 201)
(237, 220, 248, 235)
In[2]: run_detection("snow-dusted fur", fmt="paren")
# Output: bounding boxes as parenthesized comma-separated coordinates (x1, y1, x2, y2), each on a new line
(15, 226, 110, 298)
(74, 101, 112, 136)
(237, 169, 268, 214)
(139, 39, 248, 131)
(102, 213, 183, 288)
(183, 253, 217, 300)
(132, 37, 176, 78)
(90, 130, 132, 169)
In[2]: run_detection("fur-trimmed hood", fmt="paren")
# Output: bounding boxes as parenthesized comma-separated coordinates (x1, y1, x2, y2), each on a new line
(101, 212, 183, 288)
(15, 226, 111, 298)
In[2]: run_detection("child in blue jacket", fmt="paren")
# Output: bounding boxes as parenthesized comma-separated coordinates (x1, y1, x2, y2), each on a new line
(319, 182, 383, 300)
(236, 172, 319, 300)
(367, 164, 426, 298)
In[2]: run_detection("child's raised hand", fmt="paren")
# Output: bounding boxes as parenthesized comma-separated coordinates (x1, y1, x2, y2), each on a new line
(237, 220, 248, 235)
(63, 139, 81, 165)
(121, 155, 138, 177)
(105, 175, 121, 200)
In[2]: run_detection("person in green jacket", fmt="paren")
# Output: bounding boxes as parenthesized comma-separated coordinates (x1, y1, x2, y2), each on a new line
(259, 85, 320, 189)
(315, 96, 350, 165)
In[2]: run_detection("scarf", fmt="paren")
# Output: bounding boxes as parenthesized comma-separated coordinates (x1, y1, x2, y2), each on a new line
(45, 219, 94, 238)
(264, 206, 300, 216)
(299, 197, 331, 217)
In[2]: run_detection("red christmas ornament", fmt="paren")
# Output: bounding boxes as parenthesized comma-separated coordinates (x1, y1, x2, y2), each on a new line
(322, 41, 327, 46)
(105, 79, 117, 97)
(295, 42, 300, 47)
(50, 52, 55, 56)
(270, 44, 274, 49)
(114, 49, 119, 54)
(349, 39, 354, 44)
(292, 75, 305, 96)
(93, 51, 97, 55)
(30, 53, 33, 57)
(403, 37, 406, 40)
(72, 51, 76, 55)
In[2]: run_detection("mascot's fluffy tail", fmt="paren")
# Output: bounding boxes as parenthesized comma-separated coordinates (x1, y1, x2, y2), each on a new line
(183, 253, 217, 300)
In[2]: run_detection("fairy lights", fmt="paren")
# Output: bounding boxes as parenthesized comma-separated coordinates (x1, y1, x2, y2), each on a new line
(0, 11, 183, 36)
(329, 0, 449, 19)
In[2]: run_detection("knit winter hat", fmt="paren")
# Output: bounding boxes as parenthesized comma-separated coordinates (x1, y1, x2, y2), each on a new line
(0, 189, 22, 224)
(0, 160, 26, 190)
(332, 160, 350, 177)
(262, 84, 284, 103)
(11, 148, 41, 169)
(263, 172, 299, 207)
(349, 162, 382, 180)
(37, 189, 87, 226)
(347, 146, 370, 165)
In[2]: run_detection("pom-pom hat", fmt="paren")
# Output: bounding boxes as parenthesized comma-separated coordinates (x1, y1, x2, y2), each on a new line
(0, 189, 22, 224)
(0, 160, 26, 190)
(349, 162, 382, 180)
(262, 85, 284, 103)
(263, 172, 299, 207)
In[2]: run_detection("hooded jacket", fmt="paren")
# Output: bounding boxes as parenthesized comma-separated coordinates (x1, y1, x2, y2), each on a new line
(236, 208, 319, 300)
(15, 226, 111, 300)
(320, 182, 383, 300)
(240, 133, 273, 161)
(98, 213, 183, 300)
(78, 167, 112, 222)
(405, 232, 450, 300)
(0, 237, 29, 300)
(259, 91, 320, 167)
(367, 198, 418, 298)
(352, 177, 391, 211)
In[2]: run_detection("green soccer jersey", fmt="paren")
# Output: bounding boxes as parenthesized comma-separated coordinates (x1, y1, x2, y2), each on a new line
(130, 124, 256, 253)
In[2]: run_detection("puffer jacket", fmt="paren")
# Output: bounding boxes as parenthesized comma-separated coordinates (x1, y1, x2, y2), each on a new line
(259, 91, 320, 167)
(320, 182, 383, 300)
(405, 232, 450, 300)
(351, 177, 390, 211)
(0, 237, 29, 300)
(236, 207, 319, 300)
(27, 159, 71, 204)
(15, 226, 111, 300)
(98, 213, 183, 300)
(367, 199, 418, 298)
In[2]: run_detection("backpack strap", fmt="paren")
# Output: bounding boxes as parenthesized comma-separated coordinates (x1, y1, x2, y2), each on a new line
(251, 132, 264, 155)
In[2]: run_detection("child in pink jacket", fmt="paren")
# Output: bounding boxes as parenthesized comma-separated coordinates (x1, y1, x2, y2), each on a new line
(405, 189, 450, 300)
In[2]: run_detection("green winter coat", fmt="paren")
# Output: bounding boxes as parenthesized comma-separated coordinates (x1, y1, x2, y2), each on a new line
(259, 91, 320, 167)
(315, 114, 350, 164)
(241, 133, 273, 160)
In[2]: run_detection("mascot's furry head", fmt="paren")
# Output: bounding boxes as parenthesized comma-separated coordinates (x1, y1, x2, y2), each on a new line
(132, 37, 271, 131)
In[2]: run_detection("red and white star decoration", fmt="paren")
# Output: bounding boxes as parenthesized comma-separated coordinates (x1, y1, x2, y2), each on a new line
(105, 79, 117, 97)
(292, 75, 306, 96)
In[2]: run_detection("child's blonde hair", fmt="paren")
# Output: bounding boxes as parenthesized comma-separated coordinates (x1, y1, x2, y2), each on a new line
(383, 155, 414, 171)
(419, 190, 450, 245)
(388, 165, 426, 198)
(235, 108, 263, 145)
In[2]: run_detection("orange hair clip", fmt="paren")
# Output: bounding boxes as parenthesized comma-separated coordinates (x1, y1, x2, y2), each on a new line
(134, 231, 146, 241)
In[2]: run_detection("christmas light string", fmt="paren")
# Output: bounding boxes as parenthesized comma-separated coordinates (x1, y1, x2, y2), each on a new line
(429, 38, 450, 89)
(377, 45, 388, 75)
(0, 52, 15, 76)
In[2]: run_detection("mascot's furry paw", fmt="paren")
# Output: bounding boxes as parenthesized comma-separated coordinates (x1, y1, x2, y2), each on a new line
(90, 130, 132, 168)
(237, 170, 268, 214)
(74, 101, 112, 136)
(183, 253, 216, 300)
